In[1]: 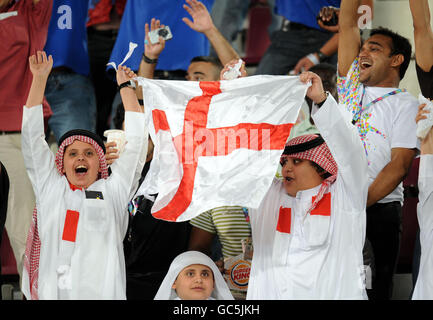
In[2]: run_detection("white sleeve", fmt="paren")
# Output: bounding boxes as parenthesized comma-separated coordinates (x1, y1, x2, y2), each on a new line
(418, 154, 433, 232)
(312, 96, 369, 211)
(108, 111, 147, 213)
(21, 105, 61, 199)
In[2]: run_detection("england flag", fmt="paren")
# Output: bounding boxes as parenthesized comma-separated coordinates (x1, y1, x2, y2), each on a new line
(136, 75, 309, 222)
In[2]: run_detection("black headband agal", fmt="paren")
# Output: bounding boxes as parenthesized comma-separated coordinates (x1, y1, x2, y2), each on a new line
(58, 129, 106, 154)
(283, 135, 325, 155)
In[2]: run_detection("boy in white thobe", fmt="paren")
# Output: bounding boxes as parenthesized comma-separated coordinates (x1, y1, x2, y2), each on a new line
(20, 51, 147, 299)
(247, 72, 369, 300)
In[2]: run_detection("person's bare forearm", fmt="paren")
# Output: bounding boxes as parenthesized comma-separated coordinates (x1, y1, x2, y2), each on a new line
(120, 87, 142, 113)
(136, 58, 156, 100)
(422, 130, 433, 155)
(319, 33, 339, 57)
(204, 26, 239, 66)
(410, 0, 433, 71)
(367, 149, 416, 207)
(137, 58, 156, 79)
(26, 75, 48, 108)
(338, 0, 362, 76)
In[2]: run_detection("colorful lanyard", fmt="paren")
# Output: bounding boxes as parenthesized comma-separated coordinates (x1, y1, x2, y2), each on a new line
(352, 88, 407, 124)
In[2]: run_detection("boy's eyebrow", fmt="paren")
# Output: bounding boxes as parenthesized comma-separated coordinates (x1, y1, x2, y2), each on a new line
(193, 71, 205, 76)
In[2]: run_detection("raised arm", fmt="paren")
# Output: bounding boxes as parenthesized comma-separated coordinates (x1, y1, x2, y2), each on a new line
(136, 18, 167, 101)
(22, 51, 59, 198)
(25, 51, 53, 108)
(116, 65, 142, 114)
(410, 0, 433, 72)
(182, 0, 239, 66)
(110, 66, 147, 218)
(336, 0, 362, 77)
(301, 71, 368, 209)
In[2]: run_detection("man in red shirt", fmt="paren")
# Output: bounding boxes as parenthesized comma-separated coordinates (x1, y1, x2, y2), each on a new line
(0, 0, 52, 282)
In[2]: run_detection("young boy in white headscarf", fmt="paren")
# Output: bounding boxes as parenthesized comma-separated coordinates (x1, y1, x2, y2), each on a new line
(246, 71, 369, 300)
(20, 51, 147, 300)
(154, 251, 234, 300)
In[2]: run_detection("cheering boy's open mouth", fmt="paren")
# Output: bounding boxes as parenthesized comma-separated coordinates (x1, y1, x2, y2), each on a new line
(75, 165, 88, 176)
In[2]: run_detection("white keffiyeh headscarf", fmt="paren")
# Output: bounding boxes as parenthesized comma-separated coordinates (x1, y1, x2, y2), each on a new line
(154, 251, 234, 300)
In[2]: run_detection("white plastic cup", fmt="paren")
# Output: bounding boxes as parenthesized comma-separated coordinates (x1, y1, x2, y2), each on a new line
(104, 129, 126, 155)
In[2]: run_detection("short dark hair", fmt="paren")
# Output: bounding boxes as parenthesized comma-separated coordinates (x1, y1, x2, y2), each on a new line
(190, 56, 224, 70)
(370, 27, 412, 80)
(310, 161, 332, 179)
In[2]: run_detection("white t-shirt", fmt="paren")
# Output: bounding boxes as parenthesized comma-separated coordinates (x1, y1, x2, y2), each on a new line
(338, 57, 420, 204)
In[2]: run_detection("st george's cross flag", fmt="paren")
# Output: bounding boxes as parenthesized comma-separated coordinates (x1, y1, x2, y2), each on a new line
(136, 75, 309, 222)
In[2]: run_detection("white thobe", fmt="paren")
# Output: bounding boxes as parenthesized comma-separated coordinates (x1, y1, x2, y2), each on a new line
(21, 105, 147, 300)
(412, 154, 433, 300)
(247, 96, 369, 300)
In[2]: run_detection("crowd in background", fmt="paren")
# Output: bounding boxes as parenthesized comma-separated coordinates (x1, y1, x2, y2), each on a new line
(1, 0, 433, 301)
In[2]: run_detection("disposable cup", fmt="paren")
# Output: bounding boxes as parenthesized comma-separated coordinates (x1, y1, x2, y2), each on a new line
(104, 129, 126, 154)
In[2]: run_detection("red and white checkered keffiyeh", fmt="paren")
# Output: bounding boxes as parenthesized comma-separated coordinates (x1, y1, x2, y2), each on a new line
(280, 134, 338, 214)
(23, 135, 108, 300)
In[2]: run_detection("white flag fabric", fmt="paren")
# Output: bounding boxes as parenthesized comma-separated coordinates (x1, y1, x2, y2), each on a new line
(136, 75, 309, 222)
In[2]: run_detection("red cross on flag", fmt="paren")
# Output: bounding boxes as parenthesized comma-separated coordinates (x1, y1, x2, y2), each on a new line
(136, 75, 308, 222)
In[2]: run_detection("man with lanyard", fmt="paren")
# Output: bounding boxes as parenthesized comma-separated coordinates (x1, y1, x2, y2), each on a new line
(336, 0, 419, 300)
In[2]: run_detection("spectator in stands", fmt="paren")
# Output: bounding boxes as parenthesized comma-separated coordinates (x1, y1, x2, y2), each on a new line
(21, 51, 146, 300)
(87, 0, 126, 138)
(44, 0, 97, 143)
(0, 161, 10, 300)
(247, 71, 369, 300)
(154, 251, 234, 300)
(188, 205, 252, 299)
(255, 0, 340, 76)
(412, 104, 433, 300)
(135, 1, 238, 83)
(0, 0, 52, 283)
(336, 0, 419, 300)
(109, 0, 218, 81)
(409, 0, 433, 294)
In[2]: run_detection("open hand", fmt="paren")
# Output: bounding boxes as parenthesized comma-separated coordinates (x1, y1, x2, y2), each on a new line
(182, 0, 215, 34)
(29, 51, 53, 79)
(145, 18, 166, 59)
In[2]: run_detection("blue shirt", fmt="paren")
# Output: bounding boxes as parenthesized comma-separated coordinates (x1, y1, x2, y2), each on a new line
(44, 0, 90, 76)
(108, 0, 214, 72)
(276, 0, 340, 30)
